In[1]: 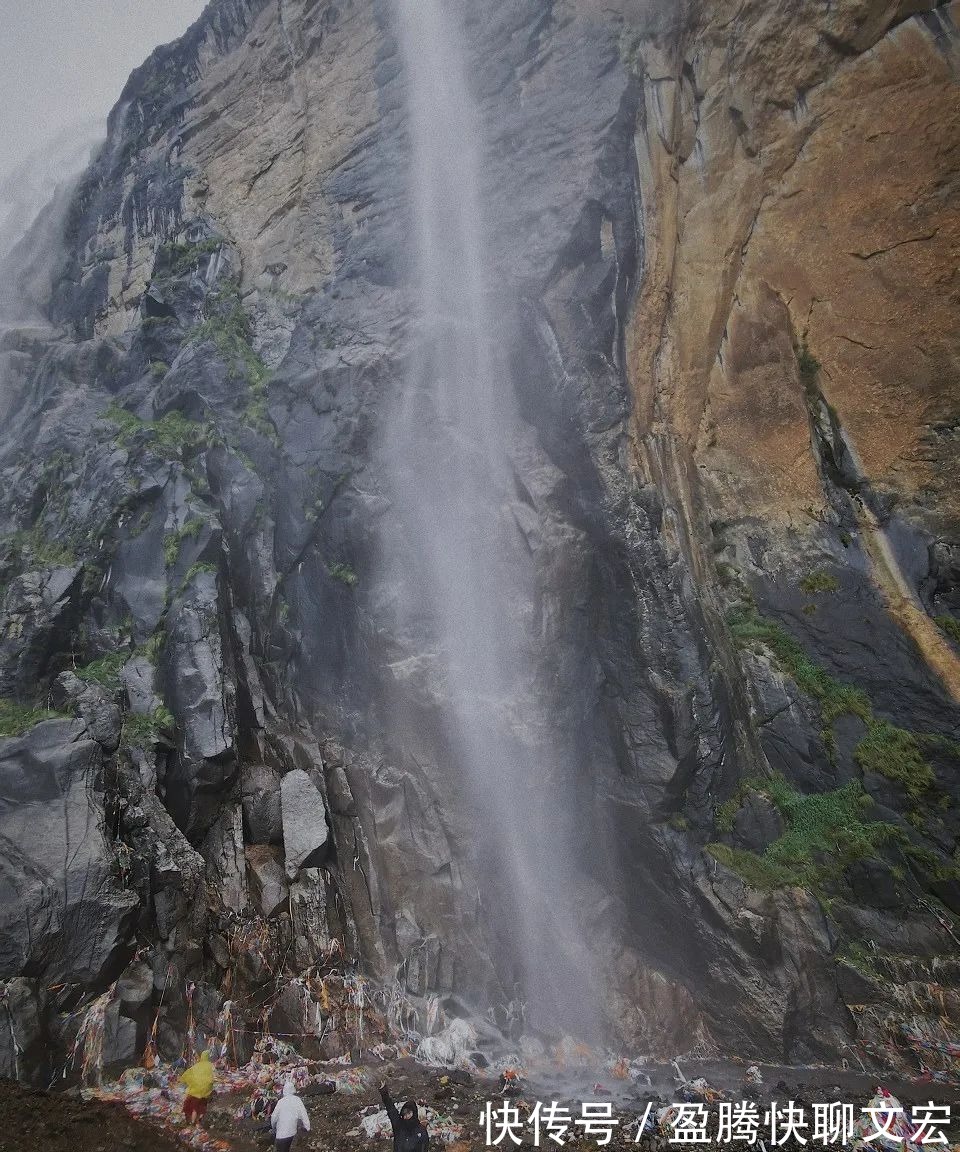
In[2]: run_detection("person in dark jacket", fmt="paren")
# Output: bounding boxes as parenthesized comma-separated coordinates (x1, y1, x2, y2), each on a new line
(379, 1081, 429, 1152)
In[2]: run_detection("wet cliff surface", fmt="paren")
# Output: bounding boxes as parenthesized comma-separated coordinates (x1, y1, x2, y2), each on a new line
(0, 0, 958, 1080)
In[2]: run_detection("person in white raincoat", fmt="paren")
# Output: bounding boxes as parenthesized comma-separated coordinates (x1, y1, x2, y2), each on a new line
(271, 1080, 311, 1152)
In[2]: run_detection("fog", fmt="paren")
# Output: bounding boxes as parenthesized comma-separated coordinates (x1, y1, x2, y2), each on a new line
(0, 0, 207, 188)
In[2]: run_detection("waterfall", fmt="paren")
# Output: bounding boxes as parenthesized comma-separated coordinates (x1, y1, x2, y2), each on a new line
(381, 0, 599, 1037)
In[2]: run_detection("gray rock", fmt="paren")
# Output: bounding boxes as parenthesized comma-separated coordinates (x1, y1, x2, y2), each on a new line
(120, 655, 162, 716)
(732, 790, 785, 853)
(0, 978, 42, 1080)
(0, 567, 83, 696)
(0, 0, 955, 1076)
(288, 868, 331, 970)
(246, 845, 288, 919)
(54, 670, 122, 752)
(845, 859, 901, 910)
(0, 721, 138, 986)
(241, 763, 282, 844)
(102, 1000, 138, 1068)
(201, 806, 246, 912)
(117, 960, 154, 1011)
(280, 769, 329, 878)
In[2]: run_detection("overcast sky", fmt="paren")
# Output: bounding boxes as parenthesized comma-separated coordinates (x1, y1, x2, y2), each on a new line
(0, 0, 207, 185)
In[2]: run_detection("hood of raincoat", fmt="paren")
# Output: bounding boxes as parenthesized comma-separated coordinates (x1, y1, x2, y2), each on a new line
(283, 1081, 296, 1097)
(180, 1052, 215, 1098)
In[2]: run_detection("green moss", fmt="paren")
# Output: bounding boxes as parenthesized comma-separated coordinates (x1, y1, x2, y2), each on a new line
(122, 705, 175, 750)
(104, 404, 208, 461)
(304, 497, 324, 525)
(729, 606, 870, 725)
(149, 360, 169, 379)
(179, 560, 217, 592)
(935, 615, 960, 647)
(854, 721, 935, 800)
(188, 281, 278, 444)
(800, 570, 840, 595)
(129, 507, 154, 539)
(0, 698, 70, 737)
(143, 630, 165, 663)
(836, 941, 888, 983)
(705, 843, 796, 890)
(327, 562, 358, 587)
(161, 236, 222, 277)
(243, 388, 279, 445)
(191, 280, 270, 389)
(163, 517, 204, 568)
(75, 651, 127, 693)
(763, 777, 896, 884)
(3, 526, 76, 569)
(731, 606, 938, 801)
(715, 794, 742, 835)
(709, 777, 897, 892)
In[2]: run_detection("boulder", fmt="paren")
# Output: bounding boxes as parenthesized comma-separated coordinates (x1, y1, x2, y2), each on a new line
(201, 806, 246, 912)
(241, 763, 283, 844)
(289, 869, 331, 970)
(54, 670, 122, 752)
(0, 721, 139, 987)
(102, 999, 138, 1067)
(120, 655, 162, 716)
(0, 566, 83, 696)
(732, 790, 785, 853)
(0, 978, 42, 1079)
(246, 845, 288, 918)
(117, 960, 154, 1011)
(280, 769, 329, 877)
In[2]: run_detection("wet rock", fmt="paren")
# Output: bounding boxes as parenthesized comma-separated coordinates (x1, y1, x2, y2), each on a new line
(0, 566, 83, 696)
(241, 763, 283, 844)
(930, 877, 960, 917)
(844, 859, 900, 910)
(0, 978, 42, 1080)
(834, 959, 884, 1005)
(201, 806, 246, 912)
(0, 0, 955, 1078)
(117, 960, 154, 1012)
(289, 868, 331, 969)
(245, 844, 288, 919)
(163, 571, 237, 838)
(53, 670, 122, 752)
(102, 1000, 137, 1067)
(280, 769, 329, 877)
(731, 791, 784, 853)
(0, 720, 138, 986)
(120, 655, 162, 716)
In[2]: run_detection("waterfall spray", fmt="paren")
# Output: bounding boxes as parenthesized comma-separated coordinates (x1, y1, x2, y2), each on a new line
(381, 0, 599, 1038)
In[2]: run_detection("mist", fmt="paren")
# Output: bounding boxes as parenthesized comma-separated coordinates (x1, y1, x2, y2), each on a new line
(380, 0, 601, 1038)
(0, 0, 207, 188)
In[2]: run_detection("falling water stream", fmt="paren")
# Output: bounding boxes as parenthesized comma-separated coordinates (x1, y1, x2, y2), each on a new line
(381, 0, 599, 1037)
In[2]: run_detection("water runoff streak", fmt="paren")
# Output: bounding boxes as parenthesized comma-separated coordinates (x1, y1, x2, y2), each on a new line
(382, 0, 598, 1036)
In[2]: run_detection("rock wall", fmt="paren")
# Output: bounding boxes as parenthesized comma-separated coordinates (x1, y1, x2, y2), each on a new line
(0, 0, 958, 1078)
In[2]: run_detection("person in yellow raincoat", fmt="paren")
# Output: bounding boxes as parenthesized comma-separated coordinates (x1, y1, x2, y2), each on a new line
(179, 1050, 216, 1125)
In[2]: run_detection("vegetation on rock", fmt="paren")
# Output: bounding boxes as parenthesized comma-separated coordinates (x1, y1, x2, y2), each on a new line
(0, 698, 70, 738)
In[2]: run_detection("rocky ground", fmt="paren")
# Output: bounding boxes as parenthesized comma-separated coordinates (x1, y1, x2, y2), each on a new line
(0, 1078, 183, 1152)
(5, 1055, 960, 1152)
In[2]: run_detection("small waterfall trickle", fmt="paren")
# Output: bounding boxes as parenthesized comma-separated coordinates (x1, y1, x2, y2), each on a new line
(378, 0, 600, 1037)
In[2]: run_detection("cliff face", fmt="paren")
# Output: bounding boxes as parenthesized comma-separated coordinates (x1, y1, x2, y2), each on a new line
(0, 0, 958, 1079)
